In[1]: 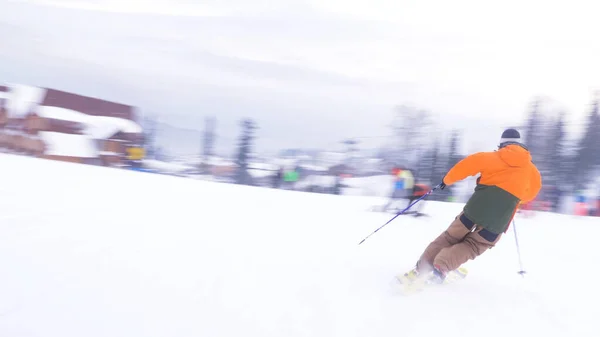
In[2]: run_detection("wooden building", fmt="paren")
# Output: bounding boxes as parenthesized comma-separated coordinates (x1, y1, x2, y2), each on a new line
(0, 84, 144, 166)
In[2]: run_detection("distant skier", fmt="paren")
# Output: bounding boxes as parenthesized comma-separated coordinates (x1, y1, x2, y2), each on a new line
(382, 166, 415, 212)
(405, 129, 542, 283)
(407, 183, 431, 216)
(272, 167, 283, 188)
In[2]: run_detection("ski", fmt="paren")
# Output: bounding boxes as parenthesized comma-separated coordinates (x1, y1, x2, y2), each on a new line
(394, 267, 469, 295)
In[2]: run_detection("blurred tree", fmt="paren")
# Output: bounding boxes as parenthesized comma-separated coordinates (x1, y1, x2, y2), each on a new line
(235, 118, 258, 185)
(574, 96, 600, 190)
(446, 130, 462, 170)
(444, 130, 464, 199)
(413, 137, 452, 201)
(201, 116, 217, 173)
(429, 138, 442, 184)
(540, 111, 568, 210)
(429, 139, 445, 201)
(342, 138, 360, 173)
(523, 98, 558, 201)
(141, 115, 158, 159)
(524, 98, 544, 164)
(415, 138, 437, 183)
(389, 105, 433, 168)
(545, 112, 567, 183)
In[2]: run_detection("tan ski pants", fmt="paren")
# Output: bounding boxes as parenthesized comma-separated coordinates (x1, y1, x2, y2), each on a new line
(417, 212, 502, 273)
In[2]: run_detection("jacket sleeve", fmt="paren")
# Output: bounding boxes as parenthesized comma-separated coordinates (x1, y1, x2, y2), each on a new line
(443, 152, 489, 185)
(521, 166, 542, 203)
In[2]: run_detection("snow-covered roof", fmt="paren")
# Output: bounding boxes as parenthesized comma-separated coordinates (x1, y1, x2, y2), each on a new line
(143, 159, 195, 174)
(249, 162, 278, 171)
(206, 157, 236, 167)
(299, 164, 328, 172)
(248, 169, 276, 178)
(296, 154, 312, 161)
(181, 157, 202, 166)
(4, 83, 46, 118)
(35, 105, 142, 139)
(179, 155, 236, 167)
(271, 158, 298, 169)
(294, 175, 338, 189)
(316, 151, 347, 166)
(36, 106, 89, 123)
(366, 158, 383, 164)
(91, 116, 143, 135)
(38, 131, 97, 158)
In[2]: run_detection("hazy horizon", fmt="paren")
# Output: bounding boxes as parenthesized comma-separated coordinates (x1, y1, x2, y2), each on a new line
(1, 0, 599, 156)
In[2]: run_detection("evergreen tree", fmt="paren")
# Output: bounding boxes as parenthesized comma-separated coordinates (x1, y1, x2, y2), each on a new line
(411, 137, 450, 201)
(522, 98, 556, 203)
(574, 96, 600, 190)
(201, 116, 217, 173)
(389, 105, 433, 168)
(447, 131, 463, 169)
(523, 98, 544, 165)
(546, 112, 566, 185)
(428, 138, 441, 186)
(235, 118, 258, 185)
(415, 143, 435, 184)
(202, 116, 216, 159)
(142, 115, 158, 159)
(444, 130, 463, 199)
(429, 139, 450, 201)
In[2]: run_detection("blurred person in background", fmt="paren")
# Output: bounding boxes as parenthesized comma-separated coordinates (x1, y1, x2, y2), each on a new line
(408, 182, 431, 217)
(574, 191, 588, 216)
(283, 167, 299, 190)
(272, 167, 283, 188)
(382, 166, 415, 212)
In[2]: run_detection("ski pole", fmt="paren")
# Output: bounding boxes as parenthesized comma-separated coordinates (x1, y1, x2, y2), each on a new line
(512, 218, 526, 277)
(358, 183, 441, 245)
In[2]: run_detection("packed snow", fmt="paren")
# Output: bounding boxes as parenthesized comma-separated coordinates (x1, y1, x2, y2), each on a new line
(0, 153, 596, 336)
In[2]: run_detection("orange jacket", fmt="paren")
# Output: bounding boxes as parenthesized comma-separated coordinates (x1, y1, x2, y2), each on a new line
(443, 144, 542, 204)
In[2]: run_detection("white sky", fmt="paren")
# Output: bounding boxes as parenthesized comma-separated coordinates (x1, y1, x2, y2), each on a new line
(1, 0, 599, 155)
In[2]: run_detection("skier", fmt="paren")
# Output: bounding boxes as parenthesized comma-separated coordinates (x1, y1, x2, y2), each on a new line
(405, 129, 542, 283)
(382, 166, 415, 212)
(407, 183, 431, 216)
(272, 167, 283, 188)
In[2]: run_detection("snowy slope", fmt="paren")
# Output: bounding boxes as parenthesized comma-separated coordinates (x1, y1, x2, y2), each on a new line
(0, 153, 596, 337)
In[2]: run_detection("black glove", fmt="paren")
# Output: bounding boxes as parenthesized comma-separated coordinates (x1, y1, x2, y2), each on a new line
(439, 175, 447, 190)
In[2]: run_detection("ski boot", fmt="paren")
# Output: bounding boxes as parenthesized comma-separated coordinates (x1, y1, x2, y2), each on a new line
(425, 264, 447, 284)
(396, 264, 422, 285)
(403, 267, 420, 282)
